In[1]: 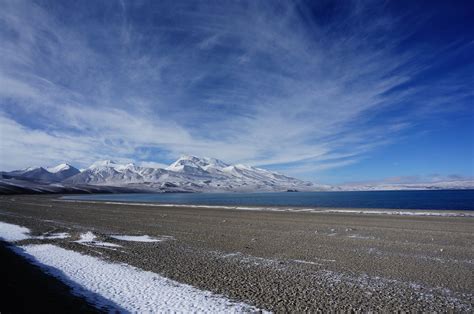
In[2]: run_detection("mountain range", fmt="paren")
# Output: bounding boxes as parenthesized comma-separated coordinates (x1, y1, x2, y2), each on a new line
(1, 155, 473, 195)
(0, 156, 326, 194)
(5, 163, 81, 183)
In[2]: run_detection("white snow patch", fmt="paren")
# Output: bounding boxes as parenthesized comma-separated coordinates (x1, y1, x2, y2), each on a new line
(293, 259, 322, 266)
(34, 232, 70, 240)
(348, 234, 376, 240)
(47, 163, 72, 173)
(110, 235, 172, 243)
(19, 244, 263, 312)
(0, 221, 31, 242)
(75, 232, 121, 247)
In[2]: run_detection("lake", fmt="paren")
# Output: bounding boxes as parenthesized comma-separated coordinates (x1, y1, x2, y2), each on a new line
(63, 190, 474, 210)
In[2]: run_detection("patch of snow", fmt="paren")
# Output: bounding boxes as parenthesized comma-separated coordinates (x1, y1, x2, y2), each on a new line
(348, 234, 376, 240)
(166, 155, 230, 172)
(75, 232, 122, 247)
(47, 163, 72, 173)
(34, 232, 70, 240)
(110, 235, 173, 242)
(316, 258, 336, 263)
(0, 221, 31, 242)
(18, 244, 263, 312)
(25, 166, 41, 171)
(293, 259, 322, 266)
(221, 252, 242, 258)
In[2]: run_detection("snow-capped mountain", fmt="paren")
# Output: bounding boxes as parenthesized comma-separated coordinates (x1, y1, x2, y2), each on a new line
(46, 163, 80, 181)
(4, 163, 80, 182)
(4, 156, 472, 193)
(47, 163, 72, 173)
(6, 167, 58, 182)
(64, 155, 321, 192)
(166, 156, 229, 172)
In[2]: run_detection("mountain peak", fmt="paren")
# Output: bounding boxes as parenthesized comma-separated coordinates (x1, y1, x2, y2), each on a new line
(5, 155, 318, 192)
(167, 155, 229, 172)
(47, 163, 75, 173)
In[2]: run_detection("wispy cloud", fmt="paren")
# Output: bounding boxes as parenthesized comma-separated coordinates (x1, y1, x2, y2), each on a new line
(0, 0, 472, 179)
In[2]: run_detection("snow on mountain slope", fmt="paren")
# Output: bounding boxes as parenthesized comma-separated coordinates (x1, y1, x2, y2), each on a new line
(5, 156, 473, 192)
(166, 155, 229, 172)
(4, 163, 80, 182)
(6, 167, 59, 182)
(67, 166, 141, 185)
(47, 163, 73, 173)
(47, 163, 80, 181)
(64, 156, 319, 192)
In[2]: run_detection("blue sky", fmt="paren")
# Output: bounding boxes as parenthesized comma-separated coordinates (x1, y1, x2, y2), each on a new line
(0, 0, 473, 184)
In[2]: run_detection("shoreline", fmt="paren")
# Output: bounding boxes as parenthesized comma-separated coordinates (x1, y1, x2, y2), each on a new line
(58, 198, 474, 217)
(1, 195, 473, 311)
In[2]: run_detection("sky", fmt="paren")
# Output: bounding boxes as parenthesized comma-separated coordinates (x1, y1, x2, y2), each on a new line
(0, 0, 473, 184)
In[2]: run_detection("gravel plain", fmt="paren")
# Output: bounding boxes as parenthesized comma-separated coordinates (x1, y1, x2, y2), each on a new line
(0, 195, 473, 312)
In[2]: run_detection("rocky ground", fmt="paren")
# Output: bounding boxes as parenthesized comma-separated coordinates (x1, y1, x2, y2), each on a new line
(0, 195, 473, 312)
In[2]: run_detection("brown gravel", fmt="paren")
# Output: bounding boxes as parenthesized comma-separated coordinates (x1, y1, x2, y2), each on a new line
(0, 194, 473, 312)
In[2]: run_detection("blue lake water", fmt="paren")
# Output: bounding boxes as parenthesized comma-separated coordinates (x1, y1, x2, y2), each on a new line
(63, 190, 474, 210)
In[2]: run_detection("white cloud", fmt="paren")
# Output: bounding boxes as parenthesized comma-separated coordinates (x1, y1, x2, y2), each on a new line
(0, 0, 471, 178)
(139, 161, 169, 169)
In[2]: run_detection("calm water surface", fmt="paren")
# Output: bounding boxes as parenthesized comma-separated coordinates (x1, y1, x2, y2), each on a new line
(64, 190, 474, 210)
